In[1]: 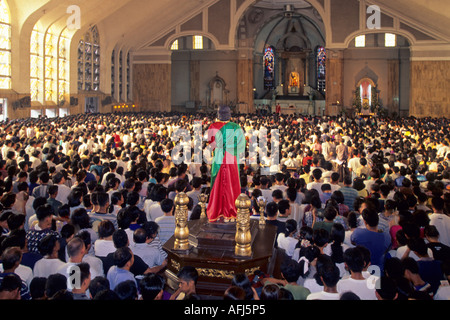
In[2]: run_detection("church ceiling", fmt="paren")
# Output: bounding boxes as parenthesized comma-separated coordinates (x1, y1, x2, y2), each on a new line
(9, 0, 450, 54)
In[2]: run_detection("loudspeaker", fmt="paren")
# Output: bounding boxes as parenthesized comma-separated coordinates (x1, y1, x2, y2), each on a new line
(70, 97, 79, 106)
(20, 96, 31, 108)
(102, 96, 112, 106)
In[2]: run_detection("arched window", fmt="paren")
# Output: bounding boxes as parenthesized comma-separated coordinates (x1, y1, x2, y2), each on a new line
(78, 25, 100, 92)
(263, 46, 275, 90)
(58, 29, 70, 104)
(44, 26, 58, 102)
(317, 46, 326, 93)
(170, 39, 178, 51)
(193, 36, 203, 50)
(0, 0, 11, 89)
(126, 52, 130, 101)
(118, 50, 122, 99)
(30, 26, 44, 102)
(111, 49, 115, 98)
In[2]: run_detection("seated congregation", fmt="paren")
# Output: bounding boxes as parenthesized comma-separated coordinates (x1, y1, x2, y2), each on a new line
(0, 111, 449, 300)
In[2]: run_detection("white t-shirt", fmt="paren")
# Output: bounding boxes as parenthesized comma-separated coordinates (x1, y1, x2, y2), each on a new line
(434, 281, 450, 300)
(0, 264, 33, 288)
(307, 291, 341, 300)
(94, 239, 116, 257)
(277, 234, 298, 257)
(337, 277, 377, 300)
(82, 254, 104, 278)
(33, 258, 66, 279)
(303, 277, 323, 294)
(146, 203, 164, 222)
(306, 182, 324, 196)
(429, 213, 450, 247)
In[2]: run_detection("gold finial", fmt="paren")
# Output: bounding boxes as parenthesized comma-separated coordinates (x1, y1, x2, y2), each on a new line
(257, 197, 266, 226)
(173, 192, 190, 251)
(198, 193, 208, 220)
(234, 193, 252, 257)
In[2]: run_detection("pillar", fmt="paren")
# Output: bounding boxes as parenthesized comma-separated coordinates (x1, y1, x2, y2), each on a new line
(409, 60, 450, 118)
(190, 60, 200, 104)
(236, 48, 253, 114)
(133, 63, 171, 112)
(325, 49, 344, 116)
(387, 59, 400, 115)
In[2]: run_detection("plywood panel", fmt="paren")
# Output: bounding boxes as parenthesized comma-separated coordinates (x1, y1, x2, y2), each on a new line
(190, 60, 200, 102)
(208, 0, 231, 44)
(387, 60, 399, 114)
(326, 56, 344, 115)
(133, 64, 171, 112)
(410, 61, 450, 118)
(181, 13, 203, 32)
(330, 0, 360, 43)
(236, 58, 253, 113)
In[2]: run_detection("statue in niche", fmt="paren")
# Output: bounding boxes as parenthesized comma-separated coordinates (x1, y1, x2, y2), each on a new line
(288, 70, 300, 95)
(208, 72, 228, 109)
(290, 72, 299, 87)
(353, 77, 380, 116)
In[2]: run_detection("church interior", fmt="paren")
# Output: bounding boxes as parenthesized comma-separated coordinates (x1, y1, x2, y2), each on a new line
(0, 0, 449, 120)
(0, 1, 449, 305)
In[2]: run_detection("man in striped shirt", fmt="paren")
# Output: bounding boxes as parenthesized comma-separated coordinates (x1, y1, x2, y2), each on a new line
(154, 199, 176, 245)
(339, 175, 359, 212)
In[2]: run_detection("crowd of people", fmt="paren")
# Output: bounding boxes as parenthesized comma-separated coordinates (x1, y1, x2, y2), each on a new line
(0, 111, 449, 301)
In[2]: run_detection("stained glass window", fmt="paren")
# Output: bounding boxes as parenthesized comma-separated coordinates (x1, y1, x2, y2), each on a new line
(126, 52, 130, 101)
(171, 39, 178, 51)
(0, 0, 11, 89)
(317, 46, 326, 93)
(193, 36, 203, 50)
(44, 27, 58, 102)
(111, 50, 115, 98)
(58, 29, 70, 103)
(263, 46, 275, 90)
(30, 27, 44, 101)
(385, 33, 396, 47)
(78, 25, 100, 92)
(119, 50, 123, 99)
(355, 35, 366, 47)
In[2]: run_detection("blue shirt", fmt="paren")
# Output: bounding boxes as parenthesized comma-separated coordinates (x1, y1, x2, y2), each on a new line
(351, 228, 391, 270)
(0, 273, 31, 300)
(154, 216, 176, 245)
(339, 187, 359, 211)
(106, 266, 137, 291)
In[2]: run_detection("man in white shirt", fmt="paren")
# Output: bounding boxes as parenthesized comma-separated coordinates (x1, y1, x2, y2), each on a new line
(100, 161, 124, 186)
(130, 228, 165, 269)
(260, 176, 274, 204)
(307, 256, 341, 300)
(429, 197, 450, 247)
(348, 150, 361, 180)
(53, 172, 72, 205)
(1, 140, 14, 160)
(57, 235, 103, 282)
(307, 169, 324, 197)
(337, 247, 377, 300)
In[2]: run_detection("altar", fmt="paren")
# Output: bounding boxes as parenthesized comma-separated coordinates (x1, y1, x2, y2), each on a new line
(163, 193, 279, 297)
(352, 77, 381, 117)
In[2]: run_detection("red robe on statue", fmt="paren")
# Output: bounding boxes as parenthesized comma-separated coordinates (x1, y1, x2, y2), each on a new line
(206, 121, 245, 222)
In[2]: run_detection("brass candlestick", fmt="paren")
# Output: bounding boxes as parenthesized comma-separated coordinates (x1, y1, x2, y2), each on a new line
(257, 197, 267, 226)
(173, 192, 190, 251)
(198, 193, 208, 220)
(235, 193, 252, 257)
